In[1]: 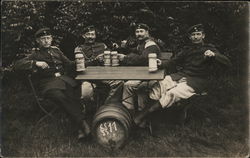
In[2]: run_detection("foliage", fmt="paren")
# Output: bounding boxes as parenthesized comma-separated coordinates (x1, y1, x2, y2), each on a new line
(2, 2, 248, 64)
(2, 1, 248, 101)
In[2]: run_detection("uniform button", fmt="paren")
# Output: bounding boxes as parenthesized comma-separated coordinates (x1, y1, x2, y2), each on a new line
(56, 66, 59, 69)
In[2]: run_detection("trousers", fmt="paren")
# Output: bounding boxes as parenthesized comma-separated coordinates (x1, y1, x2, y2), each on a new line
(45, 85, 85, 125)
(81, 80, 123, 101)
(149, 76, 196, 108)
(122, 80, 149, 111)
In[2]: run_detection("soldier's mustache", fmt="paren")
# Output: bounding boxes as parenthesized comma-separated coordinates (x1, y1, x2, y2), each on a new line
(87, 38, 94, 40)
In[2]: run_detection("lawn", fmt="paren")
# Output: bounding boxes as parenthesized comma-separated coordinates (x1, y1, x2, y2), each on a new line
(1, 80, 249, 157)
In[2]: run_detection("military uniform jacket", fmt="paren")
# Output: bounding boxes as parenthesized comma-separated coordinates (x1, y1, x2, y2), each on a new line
(75, 42, 107, 66)
(121, 37, 161, 66)
(14, 46, 77, 94)
(160, 42, 231, 92)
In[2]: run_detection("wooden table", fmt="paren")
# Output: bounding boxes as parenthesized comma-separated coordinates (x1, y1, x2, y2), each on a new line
(75, 66, 165, 80)
(76, 66, 164, 107)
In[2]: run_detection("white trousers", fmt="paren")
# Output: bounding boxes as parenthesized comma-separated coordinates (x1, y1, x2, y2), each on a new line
(149, 76, 196, 108)
(81, 81, 95, 100)
(81, 80, 122, 101)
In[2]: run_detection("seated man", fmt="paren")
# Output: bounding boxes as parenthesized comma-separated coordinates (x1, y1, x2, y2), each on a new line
(14, 28, 90, 140)
(134, 24, 232, 125)
(118, 23, 161, 117)
(74, 25, 123, 104)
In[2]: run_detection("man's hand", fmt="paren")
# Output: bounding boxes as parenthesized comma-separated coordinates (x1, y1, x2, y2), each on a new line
(96, 53, 104, 62)
(178, 77, 187, 83)
(120, 40, 127, 48)
(156, 59, 162, 66)
(112, 43, 119, 49)
(204, 50, 215, 58)
(117, 53, 126, 61)
(35, 61, 49, 69)
(137, 80, 157, 91)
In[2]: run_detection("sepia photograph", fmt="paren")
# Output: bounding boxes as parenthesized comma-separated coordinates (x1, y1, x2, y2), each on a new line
(1, 0, 249, 157)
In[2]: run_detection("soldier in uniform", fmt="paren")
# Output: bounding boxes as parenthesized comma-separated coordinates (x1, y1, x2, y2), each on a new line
(74, 25, 107, 67)
(14, 28, 91, 140)
(133, 24, 232, 125)
(74, 25, 123, 104)
(118, 23, 161, 119)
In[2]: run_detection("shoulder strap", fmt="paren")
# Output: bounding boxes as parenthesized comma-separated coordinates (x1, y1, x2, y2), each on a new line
(145, 40, 157, 48)
(51, 46, 59, 49)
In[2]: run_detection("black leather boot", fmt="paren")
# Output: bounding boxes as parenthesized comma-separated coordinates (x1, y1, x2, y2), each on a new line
(128, 109, 135, 118)
(134, 101, 161, 126)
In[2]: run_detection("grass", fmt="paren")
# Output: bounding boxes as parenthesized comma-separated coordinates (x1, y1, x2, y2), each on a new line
(1, 80, 249, 157)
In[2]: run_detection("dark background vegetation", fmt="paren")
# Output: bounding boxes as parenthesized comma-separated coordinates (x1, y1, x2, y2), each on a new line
(1, 1, 249, 157)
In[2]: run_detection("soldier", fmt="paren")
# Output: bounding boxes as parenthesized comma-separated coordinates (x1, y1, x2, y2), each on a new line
(14, 28, 90, 140)
(118, 23, 161, 119)
(74, 25, 123, 104)
(133, 24, 232, 125)
(74, 25, 107, 67)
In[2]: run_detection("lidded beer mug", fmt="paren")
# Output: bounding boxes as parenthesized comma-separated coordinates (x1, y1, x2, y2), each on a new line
(111, 51, 119, 66)
(74, 47, 85, 72)
(104, 51, 111, 66)
(148, 53, 158, 72)
(75, 53, 85, 72)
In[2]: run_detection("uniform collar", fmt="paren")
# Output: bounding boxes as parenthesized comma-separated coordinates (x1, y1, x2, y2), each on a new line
(190, 41, 204, 47)
(40, 46, 51, 50)
(84, 42, 96, 46)
(138, 37, 150, 44)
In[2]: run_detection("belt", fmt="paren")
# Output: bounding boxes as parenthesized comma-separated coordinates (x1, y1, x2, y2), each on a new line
(54, 72, 61, 77)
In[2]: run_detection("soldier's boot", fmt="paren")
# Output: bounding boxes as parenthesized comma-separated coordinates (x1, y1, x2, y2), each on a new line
(78, 120, 91, 140)
(134, 101, 161, 126)
(78, 120, 91, 141)
(82, 120, 91, 136)
(78, 129, 86, 140)
(134, 108, 150, 126)
(128, 109, 135, 118)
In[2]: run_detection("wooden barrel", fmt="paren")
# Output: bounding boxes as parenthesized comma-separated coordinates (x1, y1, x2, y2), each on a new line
(92, 103, 132, 149)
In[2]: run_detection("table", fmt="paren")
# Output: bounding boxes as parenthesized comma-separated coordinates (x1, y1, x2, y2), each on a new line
(75, 66, 165, 80)
(76, 66, 165, 106)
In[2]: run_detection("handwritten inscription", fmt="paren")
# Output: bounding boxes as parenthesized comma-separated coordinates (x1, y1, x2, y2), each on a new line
(99, 121, 118, 137)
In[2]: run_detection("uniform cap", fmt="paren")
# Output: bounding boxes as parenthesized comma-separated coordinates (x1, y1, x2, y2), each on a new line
(35, 28, 52, 38)
(83, 25, 95, 34)
(187, 24, 204, 34)
(135, 23, 149, 31)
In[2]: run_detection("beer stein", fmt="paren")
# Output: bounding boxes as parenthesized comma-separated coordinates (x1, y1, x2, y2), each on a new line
(75, 53, 85, 72)
(111, 51, 119, 66)
(104, 51, 111, 66)
(148, 53, 158, 72)
(74, 47, 82, 54)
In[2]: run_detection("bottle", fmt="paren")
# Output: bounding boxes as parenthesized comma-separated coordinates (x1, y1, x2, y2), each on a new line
(75, 53, 85, 72)
(148, 53, 158, 72)
(111, 51, 119, 66)
(104, 51, 111, 66)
